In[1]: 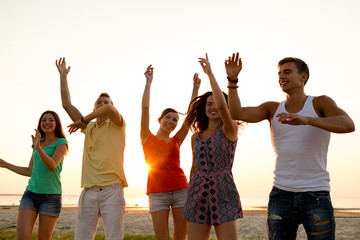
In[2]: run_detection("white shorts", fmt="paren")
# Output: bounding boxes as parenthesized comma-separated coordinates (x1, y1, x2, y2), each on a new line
(148, 188, 187, 213)
(75, 183, 125, 240)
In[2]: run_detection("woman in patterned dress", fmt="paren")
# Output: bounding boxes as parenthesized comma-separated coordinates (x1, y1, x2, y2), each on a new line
(183, 54, 243, 240)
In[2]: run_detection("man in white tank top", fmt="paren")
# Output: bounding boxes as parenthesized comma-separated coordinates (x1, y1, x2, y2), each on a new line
(224, 53, 355, 240)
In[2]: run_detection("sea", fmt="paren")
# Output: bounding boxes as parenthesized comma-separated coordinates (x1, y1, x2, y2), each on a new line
(0, 194, 359, 213)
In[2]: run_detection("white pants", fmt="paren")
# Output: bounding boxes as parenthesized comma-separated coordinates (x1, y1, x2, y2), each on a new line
(75, 183, 125, 240)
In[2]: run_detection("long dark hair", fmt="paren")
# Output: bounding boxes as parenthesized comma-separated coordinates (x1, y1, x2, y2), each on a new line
(185, 91, 243, 133)
(37, 110, 66, 141)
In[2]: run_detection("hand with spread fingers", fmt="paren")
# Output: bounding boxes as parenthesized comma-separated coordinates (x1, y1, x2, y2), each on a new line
(225, 52, 242, 81)
(67, 120, 87, 134)
(55, 57, 71, 77)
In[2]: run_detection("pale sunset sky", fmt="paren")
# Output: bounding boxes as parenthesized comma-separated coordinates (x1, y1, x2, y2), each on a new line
(0, 0, 359, 204)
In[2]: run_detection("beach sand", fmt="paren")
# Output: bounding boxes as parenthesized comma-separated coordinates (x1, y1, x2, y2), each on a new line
(1, 206, 359, 239)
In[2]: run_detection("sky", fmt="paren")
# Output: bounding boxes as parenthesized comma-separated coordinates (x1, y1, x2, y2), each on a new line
(0, 0, 359, 204)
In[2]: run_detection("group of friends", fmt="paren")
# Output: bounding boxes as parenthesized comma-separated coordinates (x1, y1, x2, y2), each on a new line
(0, 53, 355, 240)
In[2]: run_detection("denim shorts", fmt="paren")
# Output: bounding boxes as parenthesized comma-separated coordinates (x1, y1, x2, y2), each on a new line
(148, 188, 187, 213)
(267, 187, 335, 240)
(19, 189, 62, 217)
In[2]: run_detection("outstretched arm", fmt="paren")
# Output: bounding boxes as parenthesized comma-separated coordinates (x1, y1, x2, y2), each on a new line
(175, 73, 201, 145)
(0, 155, 33, 177)
(276, 95, 355, 133)
(199, 53, 238, 141)
(226, 52, 276, 123)
(56, 58, 83, 122)
(140, 65, 154, 144)
(32, 130, 68, 170)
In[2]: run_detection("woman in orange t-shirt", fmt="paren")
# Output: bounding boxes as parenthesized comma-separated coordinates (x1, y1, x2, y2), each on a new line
(141, 65, 200, 240)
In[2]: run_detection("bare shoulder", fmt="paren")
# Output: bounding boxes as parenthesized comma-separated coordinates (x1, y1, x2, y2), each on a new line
(191, 133, 198, 141)
(313, 95, 335, 104)
(262, 101, 280, 120)
(313, 95, 337, 110)
(313, 95, 343, 117)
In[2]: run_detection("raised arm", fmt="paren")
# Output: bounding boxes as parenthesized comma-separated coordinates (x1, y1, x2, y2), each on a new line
(175, 73, 201, 145)
(276, 95, 355, 133)
(225, 52, 276, 123)
(199, 53, 238, 140)
(140, 65, 154, 144)
(32, 130, 68, 171)
(0, 155, 34, 177)
(56, 58, 83, 122)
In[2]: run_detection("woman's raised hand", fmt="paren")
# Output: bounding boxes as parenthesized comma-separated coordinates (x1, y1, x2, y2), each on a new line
(55, 57, 71, 76)
(31, 129, 41, 149)
(198, 53, 212, 75)
(144, 65, 154, 84)
(193, 73, 201, 89)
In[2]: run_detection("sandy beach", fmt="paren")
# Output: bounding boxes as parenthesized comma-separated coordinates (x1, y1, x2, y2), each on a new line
(1, 206, 359, 239)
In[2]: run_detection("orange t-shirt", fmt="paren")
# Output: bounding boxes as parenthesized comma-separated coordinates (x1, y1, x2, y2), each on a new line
(142, 133, 188, 195)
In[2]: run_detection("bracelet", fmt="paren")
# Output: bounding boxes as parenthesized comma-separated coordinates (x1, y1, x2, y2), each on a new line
(227, 86, 238, 89)
(80, 117, 89, 125)
(227, 76, 238, 83)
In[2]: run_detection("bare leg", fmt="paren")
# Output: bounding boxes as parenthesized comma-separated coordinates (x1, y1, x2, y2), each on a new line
(37, 214, 58, 240)
(16, 209, 38, 240)
(171, 207, 187, 240)
(151, 210, 170, 240)
(187, 222, 211, 240)
(214, 220, 238, 240)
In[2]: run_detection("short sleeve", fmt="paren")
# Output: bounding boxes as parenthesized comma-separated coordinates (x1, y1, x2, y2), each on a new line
(55, 138, 68, 148)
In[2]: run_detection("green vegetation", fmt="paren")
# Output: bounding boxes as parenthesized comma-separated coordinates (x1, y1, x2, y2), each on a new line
(0, 229, 161, 240)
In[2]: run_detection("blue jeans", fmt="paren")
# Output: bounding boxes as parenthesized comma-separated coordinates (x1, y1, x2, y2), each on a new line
(267, 187, 335, 240)
(19, 189, 62, 217)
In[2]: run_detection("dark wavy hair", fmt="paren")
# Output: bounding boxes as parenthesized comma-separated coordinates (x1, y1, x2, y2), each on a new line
(185, 91, 242, 133)
(37, 110, 66, 141)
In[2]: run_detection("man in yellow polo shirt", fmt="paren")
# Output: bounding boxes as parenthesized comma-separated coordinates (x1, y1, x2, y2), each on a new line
(56, 58, 127, 240)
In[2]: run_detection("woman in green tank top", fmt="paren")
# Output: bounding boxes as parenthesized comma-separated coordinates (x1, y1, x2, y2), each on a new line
(0, 110, 68, 240)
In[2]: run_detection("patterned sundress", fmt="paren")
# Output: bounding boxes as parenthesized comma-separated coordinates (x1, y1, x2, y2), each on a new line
(183, 126, 243, 225)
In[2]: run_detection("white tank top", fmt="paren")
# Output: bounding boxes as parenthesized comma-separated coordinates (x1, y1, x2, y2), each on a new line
(271, 96, 331, 192)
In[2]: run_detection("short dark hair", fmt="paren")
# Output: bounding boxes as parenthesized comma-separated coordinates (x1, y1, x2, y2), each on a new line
(99, 92, 111, 98)
(97, 92, 113, 105)
(278, 57, 310, 85)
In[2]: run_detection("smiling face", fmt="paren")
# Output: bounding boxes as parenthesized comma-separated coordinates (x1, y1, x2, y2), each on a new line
(159, 112, 179, 133)
(205, 95, 219, 119)
(278, 62, 307, 93)
(40, 113, 56, 133)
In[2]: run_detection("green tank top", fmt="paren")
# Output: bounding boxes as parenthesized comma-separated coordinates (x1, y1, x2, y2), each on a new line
(26, 138, 68, 194)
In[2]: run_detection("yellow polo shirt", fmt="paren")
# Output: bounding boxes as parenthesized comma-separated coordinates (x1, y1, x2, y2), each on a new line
(81, 119, 128, 188)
